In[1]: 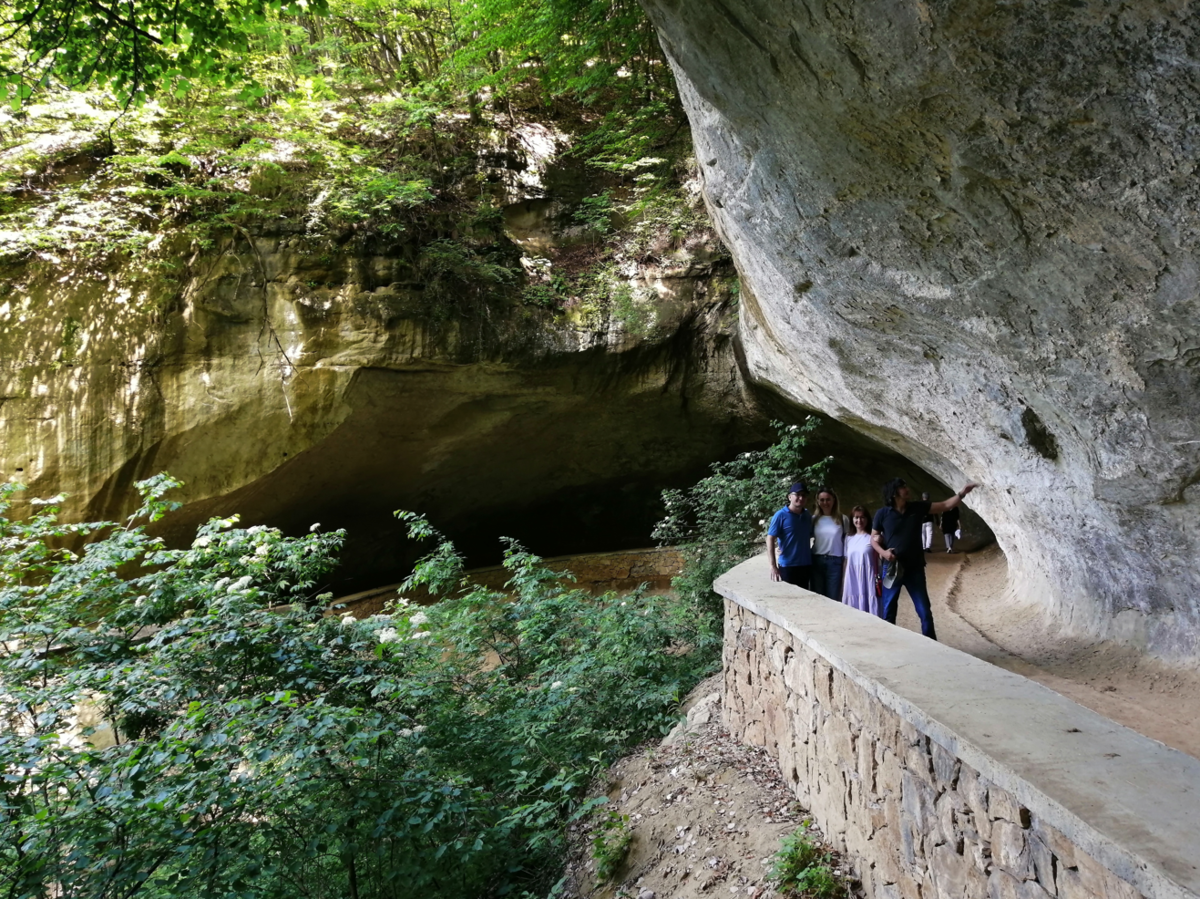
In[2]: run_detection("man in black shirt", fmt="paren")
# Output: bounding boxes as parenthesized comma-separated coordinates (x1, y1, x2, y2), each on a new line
(871, 478, 979, 640)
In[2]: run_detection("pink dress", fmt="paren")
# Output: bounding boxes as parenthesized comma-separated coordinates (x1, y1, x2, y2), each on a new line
(841, 532, 880, 616)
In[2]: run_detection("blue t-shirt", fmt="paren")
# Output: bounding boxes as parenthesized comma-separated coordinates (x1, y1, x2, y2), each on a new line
(767, 506, 813, 567)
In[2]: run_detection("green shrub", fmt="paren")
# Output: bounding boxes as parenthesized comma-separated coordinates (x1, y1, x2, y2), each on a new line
(590, 810, 633, 883)
(769, 824, 846, 899)
(573, 191, 614, 235)
(654, 419, 831, 623)
(0, 479, 714, 898)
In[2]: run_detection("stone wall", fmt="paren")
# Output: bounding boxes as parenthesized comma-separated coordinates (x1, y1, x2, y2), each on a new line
(714, 557, 1200, 899)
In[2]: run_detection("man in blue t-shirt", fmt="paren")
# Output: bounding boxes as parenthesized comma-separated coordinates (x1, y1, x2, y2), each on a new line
(767, 482, 814, 589)
(871, 477, 979, 640)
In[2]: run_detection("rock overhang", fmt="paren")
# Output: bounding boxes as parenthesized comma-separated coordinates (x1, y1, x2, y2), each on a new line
(639, 0, 1200, 658)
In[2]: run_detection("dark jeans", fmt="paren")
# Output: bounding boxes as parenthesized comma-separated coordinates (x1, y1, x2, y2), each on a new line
(881, 561, 938, 640)
(811, 553, 843, 600)
(778, 565, 811, 590)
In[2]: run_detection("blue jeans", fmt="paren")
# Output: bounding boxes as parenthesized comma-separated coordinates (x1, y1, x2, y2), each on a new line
(811, 554, 843, 600)
(881, 562, 938, 640)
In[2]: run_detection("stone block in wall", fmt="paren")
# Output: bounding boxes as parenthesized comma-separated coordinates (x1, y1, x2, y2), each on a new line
(846, 803, 874, 858)
(903, 770, 939, 838)
(1069, 851, 1143, 899)
(879, 746, 905, 797)
(992, 820, 1035, 881)
(965, 836, 991, 877)
(933, 741, 960, 791)
(784, 650, 806, 696)
(906, 738, 935, 784)
(877, 880, 902, 899)
(900, 719, 923, 747)
(814, 658, 834, 705)
(790, 692, 813, 736)
(932, 842, 989, 899)
(874, 835, 904, 887)
(990, 869, 1054, 899)
(820, 711, 855, 770)
(768, 702, 788, 754)
(873, 702, 901, 756)
(768, 634, 789, 674)
(858, 730, 877, 790)
(744, 716, 765, 747)
(1030, 820, 1076, 872)
(936, 789, 968, 850)
(989, 786, 1031, 827)
(898, 870, 924, 899)
(959, 765, 991, 826)
(736, 623, 757, 651)
(1027, 833, 1056, 897)
(901, 818, 923, 869)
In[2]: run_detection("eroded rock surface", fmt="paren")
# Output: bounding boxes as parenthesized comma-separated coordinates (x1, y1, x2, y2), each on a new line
(640, 0, 1200, 659)
(0, 223, 759, 586)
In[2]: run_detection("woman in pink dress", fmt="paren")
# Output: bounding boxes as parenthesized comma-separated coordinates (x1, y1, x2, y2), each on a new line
(841, 505, 881, 616)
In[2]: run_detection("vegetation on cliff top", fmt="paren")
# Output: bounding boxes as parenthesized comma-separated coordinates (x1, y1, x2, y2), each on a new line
(0, 0, 709, 330)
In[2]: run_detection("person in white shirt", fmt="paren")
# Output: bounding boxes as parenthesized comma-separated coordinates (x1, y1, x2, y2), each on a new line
(811, 486, 851, 599)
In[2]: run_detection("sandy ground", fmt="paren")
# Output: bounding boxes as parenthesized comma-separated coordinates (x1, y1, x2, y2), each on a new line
(900, 547, 1200, 761)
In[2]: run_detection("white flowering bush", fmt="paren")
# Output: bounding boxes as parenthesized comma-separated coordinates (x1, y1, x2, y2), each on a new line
(0, 478, 708, 898)
(653, 418, 831, 623)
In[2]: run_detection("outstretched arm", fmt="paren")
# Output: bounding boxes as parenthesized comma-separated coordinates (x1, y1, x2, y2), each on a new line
(929, 482, 979, 516)
(871, 530, 895, 562)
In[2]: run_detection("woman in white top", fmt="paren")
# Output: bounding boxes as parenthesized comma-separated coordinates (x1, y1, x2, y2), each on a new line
(810, 486, 851, 599)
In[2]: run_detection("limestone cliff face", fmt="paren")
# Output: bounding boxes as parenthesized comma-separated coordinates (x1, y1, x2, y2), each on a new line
(0, 212, 764, 587)
(640, 0, 1200, 657)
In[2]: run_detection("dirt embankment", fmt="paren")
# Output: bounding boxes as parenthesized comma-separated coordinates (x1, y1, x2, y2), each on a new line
(564, 677, 857, 899)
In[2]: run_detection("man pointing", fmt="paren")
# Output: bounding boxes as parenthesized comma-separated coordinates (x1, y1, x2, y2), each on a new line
(871, 478, 978, 640)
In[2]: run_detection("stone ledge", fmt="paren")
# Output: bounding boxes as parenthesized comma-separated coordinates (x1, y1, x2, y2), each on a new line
(715, 554, 1200, 899)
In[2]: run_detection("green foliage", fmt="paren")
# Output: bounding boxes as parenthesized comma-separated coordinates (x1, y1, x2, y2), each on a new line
(0, 0, 331, 106)
(522, 281, 562, 309)
(609, 281, 652, 336)
(450, 0, 669, 105)
(0, 480, 714, 898)
(769, 824, 847, 899)
(573, 191, 614, 235)
(654, 419, 832, 621)
(590, 810, 632, 883)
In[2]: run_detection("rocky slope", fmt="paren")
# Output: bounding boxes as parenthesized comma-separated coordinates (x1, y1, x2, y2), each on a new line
(640, 0, 1200, 660)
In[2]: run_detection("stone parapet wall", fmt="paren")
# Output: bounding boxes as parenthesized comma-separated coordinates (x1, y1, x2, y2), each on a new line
(714, 557, 1200, 899)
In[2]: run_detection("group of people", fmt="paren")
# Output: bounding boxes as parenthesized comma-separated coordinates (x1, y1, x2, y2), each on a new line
(766, 478, 979, 640)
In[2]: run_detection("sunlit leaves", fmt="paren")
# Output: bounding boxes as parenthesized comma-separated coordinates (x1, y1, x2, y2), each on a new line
(0, 0, 332, 105)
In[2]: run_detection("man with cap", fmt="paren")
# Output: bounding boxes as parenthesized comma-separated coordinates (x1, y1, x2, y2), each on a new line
(767, 482, 814, 589)
(871, 477, 979, 640)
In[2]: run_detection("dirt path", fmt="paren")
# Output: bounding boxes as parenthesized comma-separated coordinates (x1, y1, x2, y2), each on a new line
(894, 548, 1200, 760)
